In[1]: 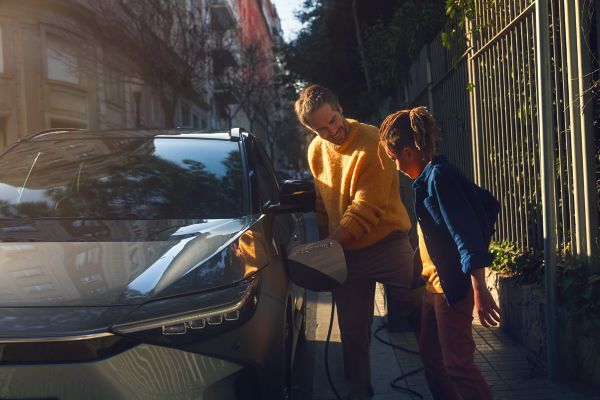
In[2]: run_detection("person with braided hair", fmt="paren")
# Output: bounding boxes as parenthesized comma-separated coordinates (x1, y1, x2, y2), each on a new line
(379, 107, 499, 400)
(295, 84, 415, 400)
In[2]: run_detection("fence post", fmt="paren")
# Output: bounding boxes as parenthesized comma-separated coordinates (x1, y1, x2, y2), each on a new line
(563, 0, 587, 260)
(565, 0, 597, 263)
(535, 0, 559, 380)
(426, 44, 434, 113)
(466, 16, 482, 186)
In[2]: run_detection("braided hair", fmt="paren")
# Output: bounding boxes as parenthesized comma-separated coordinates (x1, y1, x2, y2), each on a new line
(379, 106, 438, 160)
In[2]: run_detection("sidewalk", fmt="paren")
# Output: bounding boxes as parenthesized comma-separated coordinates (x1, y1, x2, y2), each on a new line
(308, 283, 600, 400)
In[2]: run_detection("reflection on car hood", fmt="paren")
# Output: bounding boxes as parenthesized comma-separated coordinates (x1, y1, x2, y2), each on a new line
(0, 218, 259, 307)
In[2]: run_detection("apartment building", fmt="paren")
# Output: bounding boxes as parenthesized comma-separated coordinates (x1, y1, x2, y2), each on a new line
(0, 0, 241, 146)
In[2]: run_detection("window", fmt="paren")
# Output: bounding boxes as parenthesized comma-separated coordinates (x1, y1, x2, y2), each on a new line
(0, 24, 4, 74)
(0, 117, 6, 148)
(81, 273, 101, 284)
(180, 103, 191, 127)
(23, 283, 53, 293)
(0, 138, 245, 220)
(133, 92, 142, 127)
(248, 138, 279, 210)
(106, 65, 124, 104)
(46, 34, 79, 84)
(75, 249, 99, 270)
(12, 267, 43, 279)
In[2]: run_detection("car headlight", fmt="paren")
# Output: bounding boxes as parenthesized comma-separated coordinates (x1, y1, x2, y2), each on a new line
(111, 274, 260, 341)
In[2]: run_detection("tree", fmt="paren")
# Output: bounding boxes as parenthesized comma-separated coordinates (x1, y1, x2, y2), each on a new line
(74, 0, 236, 127)
(283, 0, 445, 120)
(226, 42, 275, 132)
(352, 0, 372, 94)
(223, 39, 304, 169)
(365, 1, 446, 102)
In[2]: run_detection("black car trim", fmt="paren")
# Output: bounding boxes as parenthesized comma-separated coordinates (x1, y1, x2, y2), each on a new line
(0, 332, 114, 343)
(239, 133, 253, 215)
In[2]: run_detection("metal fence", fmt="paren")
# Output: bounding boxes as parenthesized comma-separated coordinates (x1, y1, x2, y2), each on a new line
(403, 0, 599, 379)
(470, 0, 543, 251)
(405, 0, 598, 262)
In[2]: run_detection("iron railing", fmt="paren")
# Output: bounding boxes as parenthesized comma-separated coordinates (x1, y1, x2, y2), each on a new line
(404, 0, 598, 262)
(403, 0, 599, 379)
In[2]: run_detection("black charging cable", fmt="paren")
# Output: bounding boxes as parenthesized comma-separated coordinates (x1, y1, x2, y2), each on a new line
(324, 299, 425, 400)
(325, 299, 344, 400)
(373, 324, 424, 399)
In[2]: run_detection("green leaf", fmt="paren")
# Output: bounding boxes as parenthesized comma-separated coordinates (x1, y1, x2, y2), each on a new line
(441, 32, 451, 50)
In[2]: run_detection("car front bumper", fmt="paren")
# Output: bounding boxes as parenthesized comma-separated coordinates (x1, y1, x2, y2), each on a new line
(0, 278, 289, 400)
(0, 342, 259, 400)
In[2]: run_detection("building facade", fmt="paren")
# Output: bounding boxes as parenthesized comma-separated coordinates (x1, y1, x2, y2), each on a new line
(233, 0, 284, 158)
(0, 0, 242, 146)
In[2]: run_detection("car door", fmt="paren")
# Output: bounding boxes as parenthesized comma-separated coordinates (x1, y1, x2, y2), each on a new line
(245, 137, 305, 314)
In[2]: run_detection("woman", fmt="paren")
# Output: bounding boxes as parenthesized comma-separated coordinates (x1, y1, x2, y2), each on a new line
(379, 107, 500, 400)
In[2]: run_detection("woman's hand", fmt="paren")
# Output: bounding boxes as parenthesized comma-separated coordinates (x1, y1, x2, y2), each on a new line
(471, 269, 501, 328)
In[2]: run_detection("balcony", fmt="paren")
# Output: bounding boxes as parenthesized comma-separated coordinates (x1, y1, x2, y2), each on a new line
(212, 48, 238, 76)
(209, 0, 237, 30)
(213, 75, 237, 105)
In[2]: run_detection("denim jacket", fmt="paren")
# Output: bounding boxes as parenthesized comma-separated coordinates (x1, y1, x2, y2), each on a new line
(413, 155, 495, 306)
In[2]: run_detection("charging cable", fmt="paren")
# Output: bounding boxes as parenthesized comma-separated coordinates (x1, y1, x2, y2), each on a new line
(373, 324, 424, 399)
(325, 299, 344, 400)
(323, 299, 425, 400)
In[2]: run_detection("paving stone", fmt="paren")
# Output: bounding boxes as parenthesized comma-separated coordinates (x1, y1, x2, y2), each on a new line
(310, 281, 599, 400)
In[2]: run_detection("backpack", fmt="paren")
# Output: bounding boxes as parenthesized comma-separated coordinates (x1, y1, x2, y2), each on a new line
(473, 184, 500, 245)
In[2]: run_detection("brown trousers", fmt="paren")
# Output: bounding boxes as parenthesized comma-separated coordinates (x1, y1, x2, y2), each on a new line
(332, 232, 414, 400)
(419, 289, 493, 400)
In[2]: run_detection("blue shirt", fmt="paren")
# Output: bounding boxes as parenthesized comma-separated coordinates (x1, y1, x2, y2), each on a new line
(413, 155, 495, 306)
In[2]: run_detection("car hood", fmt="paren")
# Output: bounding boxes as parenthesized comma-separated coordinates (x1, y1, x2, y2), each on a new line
(0, 217, 261, 308)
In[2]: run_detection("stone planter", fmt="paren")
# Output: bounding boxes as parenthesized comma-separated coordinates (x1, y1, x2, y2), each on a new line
(560, 310, 600, 385)
(493, 273, 546, 355)
(490, 271, 600, 388)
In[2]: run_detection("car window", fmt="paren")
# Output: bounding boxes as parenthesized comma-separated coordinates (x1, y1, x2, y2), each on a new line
(0, 137, 245, 219)
(247, 138, 279, 210)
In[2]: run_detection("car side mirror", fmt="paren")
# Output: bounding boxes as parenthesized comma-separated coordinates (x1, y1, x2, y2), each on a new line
(266, 180, 316, 214)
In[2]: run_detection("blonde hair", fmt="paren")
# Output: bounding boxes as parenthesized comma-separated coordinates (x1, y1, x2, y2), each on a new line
(294, 84, 341, 129)
(379, 106, 438, 160)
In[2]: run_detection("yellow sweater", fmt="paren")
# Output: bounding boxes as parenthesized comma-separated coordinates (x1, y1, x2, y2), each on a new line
(417, 224, 443, 293)
(308, 119, 411, 250)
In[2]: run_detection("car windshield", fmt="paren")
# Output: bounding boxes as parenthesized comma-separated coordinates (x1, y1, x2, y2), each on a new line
(0, 137, 244, 220)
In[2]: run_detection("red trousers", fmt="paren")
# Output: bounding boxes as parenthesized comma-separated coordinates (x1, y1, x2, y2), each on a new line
(419, 289, 493, 400)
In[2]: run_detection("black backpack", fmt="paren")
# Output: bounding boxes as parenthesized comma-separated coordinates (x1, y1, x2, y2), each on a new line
(473, 184, 500, 246)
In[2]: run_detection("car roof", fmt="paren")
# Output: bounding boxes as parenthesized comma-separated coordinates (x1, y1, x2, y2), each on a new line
(22, 128, 240, 142)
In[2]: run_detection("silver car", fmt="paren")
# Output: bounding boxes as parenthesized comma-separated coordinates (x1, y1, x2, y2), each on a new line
(0, 128, 313, 399)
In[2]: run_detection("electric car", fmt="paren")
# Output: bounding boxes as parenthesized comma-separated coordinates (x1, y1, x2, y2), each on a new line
(0, 128, 313, 399)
